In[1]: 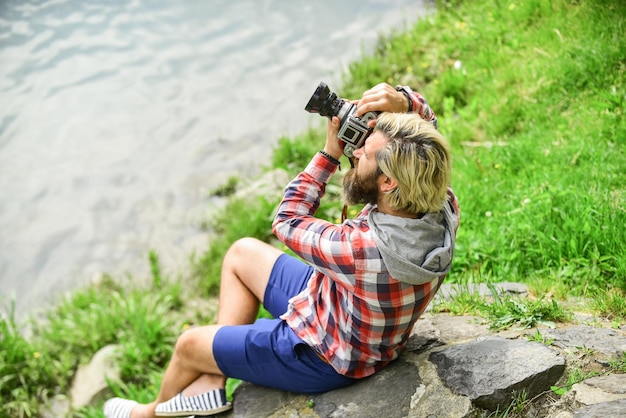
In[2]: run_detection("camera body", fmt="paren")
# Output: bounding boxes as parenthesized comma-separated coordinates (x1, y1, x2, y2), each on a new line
(305, 82, 378, 158)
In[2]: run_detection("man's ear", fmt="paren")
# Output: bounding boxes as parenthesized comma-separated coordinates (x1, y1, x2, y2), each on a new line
(379, 174, 397, 193)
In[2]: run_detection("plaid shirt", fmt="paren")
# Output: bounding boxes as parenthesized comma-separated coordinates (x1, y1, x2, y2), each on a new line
(272, 153, 459, 379)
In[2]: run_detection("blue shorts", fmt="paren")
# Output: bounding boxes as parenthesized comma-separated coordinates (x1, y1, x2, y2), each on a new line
(213, 254, 355, 394)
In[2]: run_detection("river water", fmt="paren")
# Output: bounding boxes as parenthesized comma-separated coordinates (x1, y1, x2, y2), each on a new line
(0, 0, 429, 320)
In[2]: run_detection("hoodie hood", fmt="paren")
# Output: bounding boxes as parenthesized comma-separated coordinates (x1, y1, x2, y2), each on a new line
(368, 200, 458, 285)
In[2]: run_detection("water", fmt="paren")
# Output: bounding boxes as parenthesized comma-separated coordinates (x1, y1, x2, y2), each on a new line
(0, 0, 429, 320)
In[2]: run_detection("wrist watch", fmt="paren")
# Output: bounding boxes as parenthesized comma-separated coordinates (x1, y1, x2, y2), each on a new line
(395, 85, 414, 112)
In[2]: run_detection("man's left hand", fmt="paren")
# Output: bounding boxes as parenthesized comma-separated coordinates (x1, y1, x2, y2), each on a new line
(354, 83, 408, 117)
(323, 116, 344, 161)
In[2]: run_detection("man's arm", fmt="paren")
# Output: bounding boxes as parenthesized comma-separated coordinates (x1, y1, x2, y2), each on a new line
(271, 153, 361, 281)
(272, 116, 362, 286)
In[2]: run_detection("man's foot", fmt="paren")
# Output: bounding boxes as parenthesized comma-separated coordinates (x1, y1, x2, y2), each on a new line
(154, 389, 232, 417)
(103, 398, 138, 418)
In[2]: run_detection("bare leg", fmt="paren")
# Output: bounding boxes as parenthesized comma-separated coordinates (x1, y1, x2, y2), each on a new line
(124, 238, 284, 418)
(167, 238, 284, 396)
(217, 237, 285, 325)
(130, 325, 223, 418)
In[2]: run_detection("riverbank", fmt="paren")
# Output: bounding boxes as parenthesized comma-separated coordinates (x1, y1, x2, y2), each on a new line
(1, 0, 625, 417)
(51, 282, 626, 417)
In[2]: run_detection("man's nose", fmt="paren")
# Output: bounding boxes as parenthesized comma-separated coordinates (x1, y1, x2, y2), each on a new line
(352, 147, 363, 159)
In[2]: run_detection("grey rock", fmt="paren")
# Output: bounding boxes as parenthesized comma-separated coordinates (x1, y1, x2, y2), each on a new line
(313, 358, 419, 418)
(230, 384, 309, 418)
(431, 315, 491, 343)
(435, 282, 528, 302)
(572, 375, 626, 406)
(541, 389, 580, 418)
(428, 336, 566, 411)
(70, 344, 121, 409)
(232, 358, 421, 418)
(406, 351, 474, 418)
(573, 399, 626, 418)
(64, 284, 626, 418)
(406, 315, 444, 353)
(541, 325, 626, 357)
(41, 395, 71, 418)
(411, 313, 491, 345)
(551, 412, 574, 418)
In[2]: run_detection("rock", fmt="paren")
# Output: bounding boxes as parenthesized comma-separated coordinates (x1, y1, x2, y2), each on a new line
(435, 282, 529, 302)
(573, 399, 626, 418)
(312, 358, 419, 418)
(406, 350, 474, 418)
(552, 412, 574, 418)
(41, 394, 71, 418)
(227, 384, 308, 418)
(65, 285, 626, 418)
(572, 375, 626, 406)
(411, 313, 491, 345)
(540, 389, 579, 418)
(70, 344, 121, 409)
(405, 315, 444, 353)
(428, 336, 566, 411)
(541, 325, 626, 357)
(231, 358, 422, 418)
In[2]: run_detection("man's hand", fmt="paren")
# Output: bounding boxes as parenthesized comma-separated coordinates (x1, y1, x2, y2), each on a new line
(355, 83, 408, 117)
(323, 116, 344, 161)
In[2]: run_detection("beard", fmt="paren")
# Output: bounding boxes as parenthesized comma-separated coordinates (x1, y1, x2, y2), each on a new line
(343, 167, 381, 206)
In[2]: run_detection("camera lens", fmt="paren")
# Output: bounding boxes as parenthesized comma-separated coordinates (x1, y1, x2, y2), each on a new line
(304, 82, 329, 113)
(305, 82, 341, 118)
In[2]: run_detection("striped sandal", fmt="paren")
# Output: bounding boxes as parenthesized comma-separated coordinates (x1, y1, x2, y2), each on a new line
(103, 398, 138, 418)
(155, 389, 232, 417)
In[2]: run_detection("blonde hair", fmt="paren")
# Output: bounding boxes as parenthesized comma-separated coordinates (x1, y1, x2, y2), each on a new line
(374, 112, 451, 214)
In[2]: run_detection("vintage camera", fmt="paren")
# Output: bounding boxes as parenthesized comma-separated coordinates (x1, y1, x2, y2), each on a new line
(305, 82, 378, 158)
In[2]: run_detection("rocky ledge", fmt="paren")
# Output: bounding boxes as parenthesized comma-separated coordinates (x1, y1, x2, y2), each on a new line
(224, 283, 626, 418)
(61, 282, 626, 418)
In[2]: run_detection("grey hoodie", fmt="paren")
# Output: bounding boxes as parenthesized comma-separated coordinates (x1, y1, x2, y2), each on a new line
(368, 200, 458, 285)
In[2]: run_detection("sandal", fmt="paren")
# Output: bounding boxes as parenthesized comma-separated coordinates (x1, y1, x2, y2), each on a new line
(103, 398, 138, 418)
(155, 389, 232, 417)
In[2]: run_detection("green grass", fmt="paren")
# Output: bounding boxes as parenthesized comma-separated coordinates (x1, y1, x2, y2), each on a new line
(432, 282, 571, 330)
(1, 0, 625, 416)
(608, 353, 626, 374)
(190, 196, 277, 295)
(589, 288, 626, 321)
(1, 272, 183, 417)
(340, 0, 626, 294)
(483, 291, 570, 331)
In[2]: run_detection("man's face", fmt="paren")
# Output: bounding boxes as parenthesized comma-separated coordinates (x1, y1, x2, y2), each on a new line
(342, 131, 388, 206)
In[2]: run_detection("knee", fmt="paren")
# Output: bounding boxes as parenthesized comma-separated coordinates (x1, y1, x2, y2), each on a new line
(223, 237, 264, 266)
(232, 237, 264, 254)
(173, 325, 222, 373)
(174, 329, 197, 362)
(174, 327, 207, 364)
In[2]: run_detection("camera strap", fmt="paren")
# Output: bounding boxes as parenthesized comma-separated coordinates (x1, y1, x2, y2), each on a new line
(341, 157, 357, 223)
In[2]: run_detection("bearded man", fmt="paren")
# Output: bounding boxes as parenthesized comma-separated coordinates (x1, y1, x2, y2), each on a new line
(104, 83, 460, 418)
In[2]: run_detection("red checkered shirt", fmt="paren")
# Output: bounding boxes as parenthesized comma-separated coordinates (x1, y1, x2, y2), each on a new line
(273, 153, 459, 378)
